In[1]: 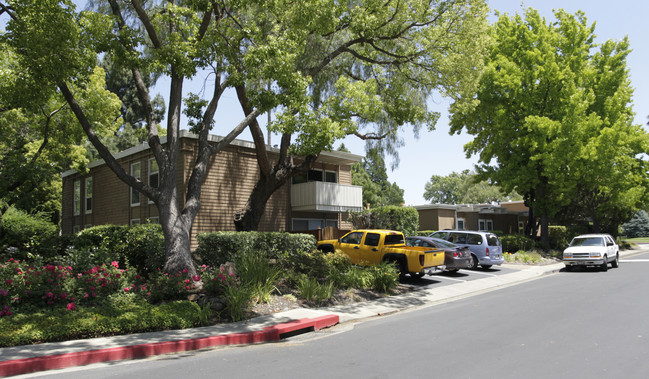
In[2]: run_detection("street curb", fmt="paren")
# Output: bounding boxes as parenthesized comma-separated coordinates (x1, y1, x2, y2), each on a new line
(0, 315, 339, 377)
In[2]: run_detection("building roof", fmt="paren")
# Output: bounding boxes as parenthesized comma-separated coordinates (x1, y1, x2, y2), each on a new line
(62, 130, 363, 178)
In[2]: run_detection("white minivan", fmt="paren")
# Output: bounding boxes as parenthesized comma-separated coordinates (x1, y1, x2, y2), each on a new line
(428, 230, 504, 269)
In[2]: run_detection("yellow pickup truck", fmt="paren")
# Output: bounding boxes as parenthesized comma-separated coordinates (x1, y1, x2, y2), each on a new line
(317, 229, 445, 279)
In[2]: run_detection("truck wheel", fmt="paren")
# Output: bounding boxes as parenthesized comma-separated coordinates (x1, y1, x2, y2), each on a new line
(411, 272, 425, 280)
(600, 256, 608, 272)
(611, 254, 619, 268)
(468, 255, 479, 270)
(565, 265, 573, 272)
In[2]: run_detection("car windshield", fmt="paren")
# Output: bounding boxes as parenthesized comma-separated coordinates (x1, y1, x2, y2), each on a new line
(570, 237, 604, 247)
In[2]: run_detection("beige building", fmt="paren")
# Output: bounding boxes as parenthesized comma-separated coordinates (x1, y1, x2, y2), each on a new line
(415, 201, 528, 234)
(61, 131, 363, 249)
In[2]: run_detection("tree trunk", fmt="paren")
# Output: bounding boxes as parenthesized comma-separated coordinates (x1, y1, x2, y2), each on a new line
(234, 176, 280, 231)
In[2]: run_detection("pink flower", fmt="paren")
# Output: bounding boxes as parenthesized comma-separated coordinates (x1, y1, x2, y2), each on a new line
(111, 261, 119, 268)
(124, 287, 130, 292)
(46, 265, 55, 271)
(46, 292, 53, 298)
(184, 279, 190, 284)
(4, 279, 11, 284)
(66, 303, 76, 311)
(0, 289, 8, 296)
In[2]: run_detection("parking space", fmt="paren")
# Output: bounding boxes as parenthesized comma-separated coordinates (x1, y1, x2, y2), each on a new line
(402, 264, 523, 289)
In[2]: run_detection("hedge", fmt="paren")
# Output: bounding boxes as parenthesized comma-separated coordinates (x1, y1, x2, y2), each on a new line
(194, 231, 316, 267)
(0, 207, 60, 261)
(69, 224, 165, 275)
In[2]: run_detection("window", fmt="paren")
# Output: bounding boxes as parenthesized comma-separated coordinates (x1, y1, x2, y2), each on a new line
(291, 218, 338, 231)
(149, 159, 159, 188)
(148, 159, 158, 204)
(147, 217, 159, 224)
(85, 177, 93, 214)
(292, 169, 337, 184)
(478, 219, 493, 231)
(73, 180, 81, 216)
(456, 218, 465, 230)
(73, 225, 81, 234)
(341, 232, 364, 244)
(364, 233, 381, 247)
(131, 162, 141, 206)
(130, 219, 140, 226)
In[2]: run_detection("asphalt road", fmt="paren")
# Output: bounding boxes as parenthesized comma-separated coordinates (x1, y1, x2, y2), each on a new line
(30, 252, 649, 379)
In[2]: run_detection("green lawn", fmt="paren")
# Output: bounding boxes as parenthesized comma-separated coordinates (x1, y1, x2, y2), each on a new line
(625, 237, 649, 244)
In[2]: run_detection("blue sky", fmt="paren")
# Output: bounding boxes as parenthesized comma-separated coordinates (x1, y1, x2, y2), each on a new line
(34, 1, 649, 205)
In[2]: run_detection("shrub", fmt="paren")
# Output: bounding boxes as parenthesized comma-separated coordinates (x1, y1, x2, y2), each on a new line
(0, 208, 60, 262)
(369, 261, 399, 293)
(500, 234, 535, 253)
(195, 232, 316, 267)
(548, 226, 569, 250)
(622, 210, 649, 238)
(70, 224, 165, 275)
(348, 206, 419, 236)
(235, 251, 280, 304)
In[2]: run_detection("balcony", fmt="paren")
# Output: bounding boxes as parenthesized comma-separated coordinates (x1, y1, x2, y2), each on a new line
(291, 181, 363, 212)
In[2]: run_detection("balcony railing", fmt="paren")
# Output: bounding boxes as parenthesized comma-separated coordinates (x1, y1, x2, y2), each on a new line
(291, 181, 363, 212)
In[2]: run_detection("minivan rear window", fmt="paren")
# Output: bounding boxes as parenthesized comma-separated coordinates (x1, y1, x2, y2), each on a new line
(486, 234, 500, 246)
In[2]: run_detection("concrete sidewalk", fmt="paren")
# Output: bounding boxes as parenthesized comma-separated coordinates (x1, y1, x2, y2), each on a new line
(1, 248, 644, 377)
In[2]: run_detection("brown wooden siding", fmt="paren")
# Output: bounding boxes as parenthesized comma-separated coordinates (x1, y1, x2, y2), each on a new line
(62, 136, 355, 251)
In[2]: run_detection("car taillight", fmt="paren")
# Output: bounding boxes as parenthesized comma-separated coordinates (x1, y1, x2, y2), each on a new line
(486, 247, 490, 256)
(453, 252, 458, 257)
(419, 255, 425, 266)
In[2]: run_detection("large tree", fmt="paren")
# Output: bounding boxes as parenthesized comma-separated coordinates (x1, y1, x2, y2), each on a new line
(449, 8, 649, 245)
(1, 0, 489, 275)
(231, 0, 491, 230)
(352, 148, 404, 208)
(423, 170, 520, 204)
(0, 40, 121, 224)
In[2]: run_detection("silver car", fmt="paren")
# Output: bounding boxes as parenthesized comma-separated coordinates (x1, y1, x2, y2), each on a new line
(428, 230, 504, 269)
(562, 234, 620, 272)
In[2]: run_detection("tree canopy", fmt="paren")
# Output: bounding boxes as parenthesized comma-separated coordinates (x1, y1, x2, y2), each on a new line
(423, 170, 521, 204)
(1, 0, 490, 275)
(0, 40, 121, 223)
(449, 8, 649, 243)
(352, 149, 404, 208)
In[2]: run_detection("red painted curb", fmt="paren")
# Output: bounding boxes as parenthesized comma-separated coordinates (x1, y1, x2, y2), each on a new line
(0, 315, 339, 377)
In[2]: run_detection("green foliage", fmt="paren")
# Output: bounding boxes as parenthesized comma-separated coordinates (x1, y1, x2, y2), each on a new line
(424, 170, 521, 204)
(548, 226, 570, 251)
(0, 297, 202, 347)
(298, 277, 334, 303)
(195, 232, 316, 267)
(348, 206, 419, 236)
(368, 261, 399, 293)
(622, 211, 649, 238)
(500, 234, 535, 253)
(69, 224, 165, 275)
(450, 7, 649, 241)
(0, 207, 60, 261)
(352, 148, 404, 207)
(504, 251, 544, 264)
(235, 252, 281, 304)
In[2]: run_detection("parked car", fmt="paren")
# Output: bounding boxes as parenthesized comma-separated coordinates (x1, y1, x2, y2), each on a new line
(405, 236, 472, 272)
(317, 230, 445, 279)
(562, 234, 619, 272)
(428, 230, 504, 269)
